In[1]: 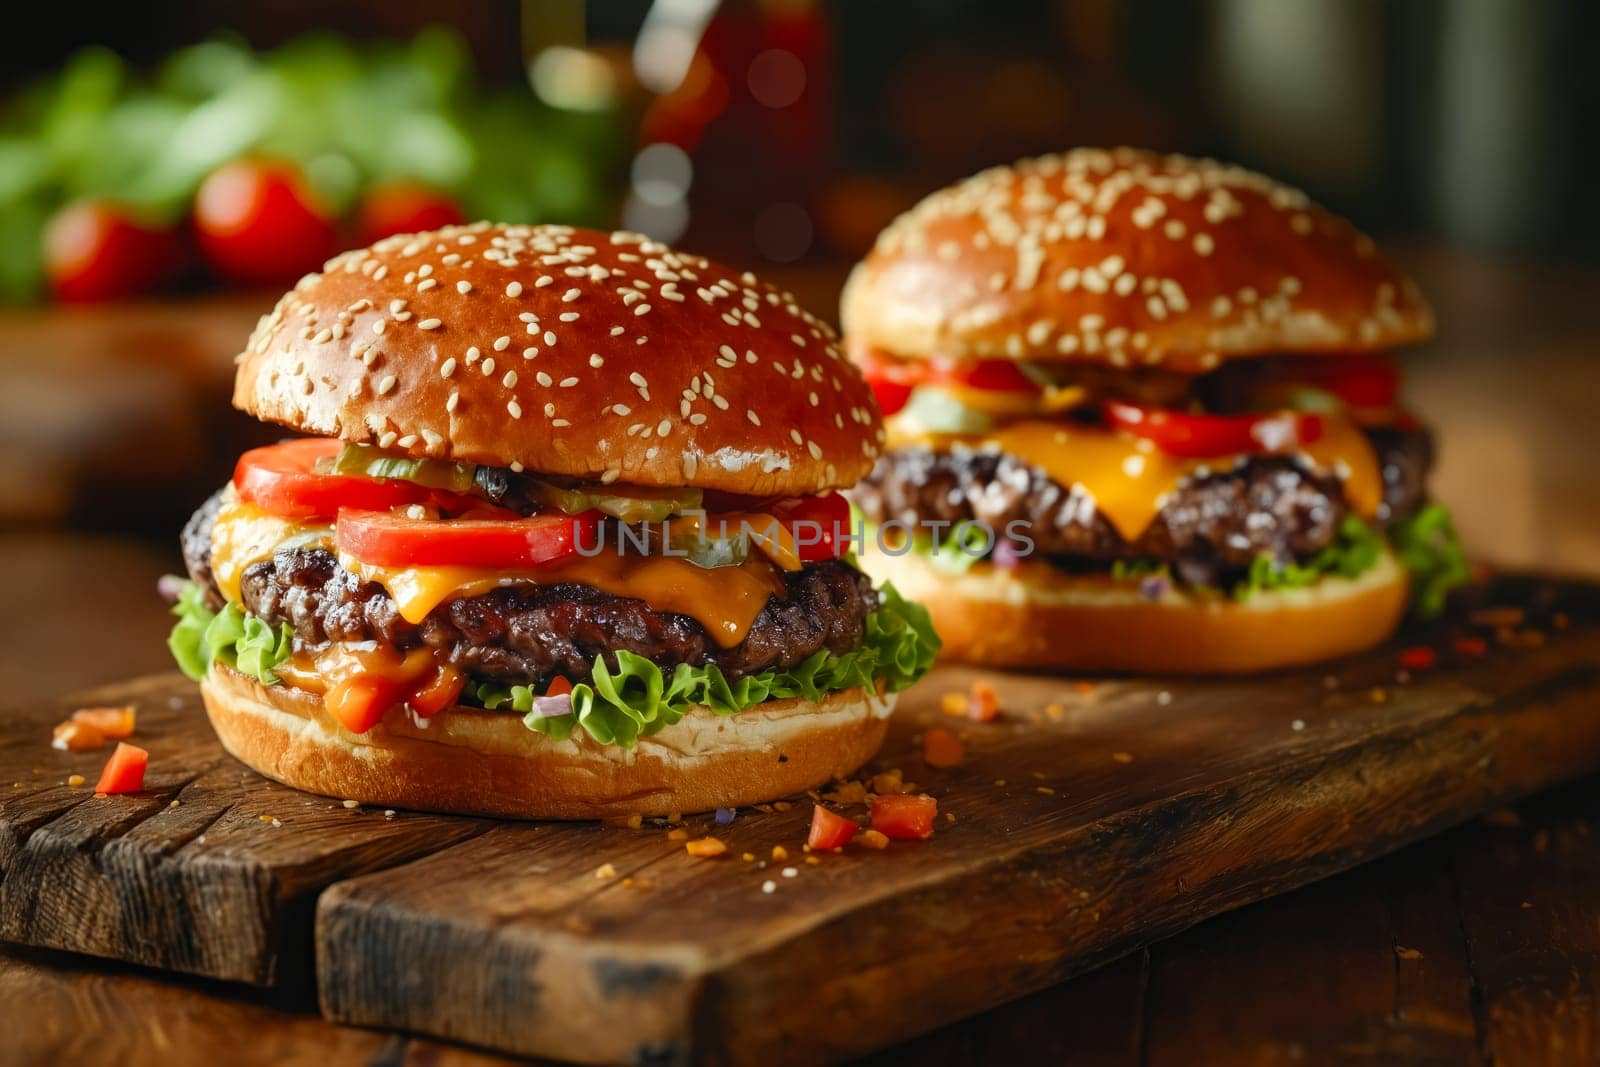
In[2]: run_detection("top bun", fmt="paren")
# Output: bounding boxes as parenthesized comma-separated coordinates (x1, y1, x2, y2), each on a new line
(234, 224, 884, 497)
(841, 148, 1433, 374)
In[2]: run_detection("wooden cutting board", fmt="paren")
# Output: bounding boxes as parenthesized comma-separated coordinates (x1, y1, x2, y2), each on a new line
(3, 573, 1599, 1065)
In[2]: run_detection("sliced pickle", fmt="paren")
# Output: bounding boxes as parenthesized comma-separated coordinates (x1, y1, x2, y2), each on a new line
(529, 481, 703, 523)
(327, 444, 478, 492)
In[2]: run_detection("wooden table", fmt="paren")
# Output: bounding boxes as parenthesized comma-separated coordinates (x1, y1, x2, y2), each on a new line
(3, 247, 1599, 1064)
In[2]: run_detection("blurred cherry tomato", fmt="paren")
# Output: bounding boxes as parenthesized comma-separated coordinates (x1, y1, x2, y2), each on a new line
(43, 200, 184, 303)
(195, 160, 338, 286)
(357, 182, 467, 245)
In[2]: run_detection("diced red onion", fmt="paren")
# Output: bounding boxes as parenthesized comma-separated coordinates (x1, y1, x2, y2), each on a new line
(157, 574, 186, 604)
(532, 693, 573, 718)
(992, 539, 1023, 569)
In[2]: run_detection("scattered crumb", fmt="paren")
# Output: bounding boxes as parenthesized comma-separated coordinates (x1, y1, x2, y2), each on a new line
(741, 852, 755, 862)
(270, 818, 282, 829)
(761, 880, 777, 894)
(804, 856, 821, 865)
(259, 815, 273, 823)
(856, 829, 890, 850)
(994, 779, 1007, 787)
(944, 812, 956, 823)
(383, 809, 396, 819)
(1155, 691, 1172, 706)
(772, 801, 793, 812)
(781, 867, 798, 878)
(1291, 719, 1306, 732)
(169, 800, 181, 808)
(1045, 703, 1065, 719)
(771, 845, 789, 861)
(822, 779, 869, 805)
(1369, 687, 1388, 703)
(342, 799, 360, 809)
(1395, 946, 1423, 960)
(1112, 752, 1134, 764)
(66, 774, 85, 788)
(667, 827, 689, 841)
(606, 814, 644, 830)
(940, 691, 967, 717)
(1521, 901, 1533, 909)
(1036, 786, 1056, 796)
(686, 836, 728, 858)
(871, 769, 907, 795)
(595, 863, 618, 879)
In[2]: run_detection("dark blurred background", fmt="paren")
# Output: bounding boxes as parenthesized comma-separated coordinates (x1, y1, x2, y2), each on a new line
(1, 2, 1597, 692)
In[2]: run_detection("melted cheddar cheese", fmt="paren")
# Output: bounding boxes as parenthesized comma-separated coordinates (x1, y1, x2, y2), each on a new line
(889, 414, 1382, 542)
(209, 494, 784, 649)
(341, 551, 784, 647)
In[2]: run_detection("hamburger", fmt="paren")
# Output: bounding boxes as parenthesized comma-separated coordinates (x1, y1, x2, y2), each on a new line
(842, 148, 1467, 673)
(167, 223, 937, 818)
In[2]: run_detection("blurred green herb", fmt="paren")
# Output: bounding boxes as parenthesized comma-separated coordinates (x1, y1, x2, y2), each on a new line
(0, 28, 625, 301)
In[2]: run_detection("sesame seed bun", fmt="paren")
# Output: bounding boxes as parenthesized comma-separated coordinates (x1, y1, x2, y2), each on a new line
(234, 223, 885, 497)
(841, 148, 1434, 373)
(859, 543, 1409, 674)
(201, 664, 895, 820)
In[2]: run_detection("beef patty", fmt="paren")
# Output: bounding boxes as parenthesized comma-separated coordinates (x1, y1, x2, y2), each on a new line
(851, 425, 1432, 587)
(182, 490, 877, 690)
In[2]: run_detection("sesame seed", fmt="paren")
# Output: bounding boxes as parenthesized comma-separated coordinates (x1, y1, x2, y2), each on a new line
(562, 288, 581, 302)
(589, 354, 604, 367)
(544, 331, 557, 346)
(559, 376, 578, 388)
(312, 328, 332, 344)
(634, 304, 652, 316)
(494, 336, 510, 352)
(376, 375, 397, 395)
(523, 347, 538, 359)
(559, 312, 579, 322)
(440, 358, 457, 378)
(446, 391, 460, 412)
(456, 280, 471, 294)
(505, 281, 523, 297)
(417, 278, 438, 291)
(503, 371, 518, 387)
(481, 358, 495, 375)
(536, 371, 553, 387)
(535, 275, 553, 287)
(417, 318, 442, 330)
(507, 400, 522, 419)
(657, 419, 672, 436)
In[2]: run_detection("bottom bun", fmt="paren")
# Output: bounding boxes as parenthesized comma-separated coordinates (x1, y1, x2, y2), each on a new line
(201, 665, 893, 819)
(861, 544, 1410, 673)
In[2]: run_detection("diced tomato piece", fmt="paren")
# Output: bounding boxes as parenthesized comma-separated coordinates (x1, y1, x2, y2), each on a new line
(234, 439, 436, 520)
(336, 508, 601, 569)
(921, 727, 965, 768)
(546, 675, 574, 697)
(1103, 401, 1324, 458)
(95, 742, 149, 795)
(1454, 636, 1488, 658)
(327, 675, 400, 734)
(868, 376, 914, 417)
(943, 358, 1039, 394)
(967, 681, 999, 722)
(1399, 646, 1436, 671)
(72, 705, 137, 739)
(407, 667, 465, 718)
(870, 793, 938, 840)
(53, 720, 106, 752)
(807, 804, 859, 851)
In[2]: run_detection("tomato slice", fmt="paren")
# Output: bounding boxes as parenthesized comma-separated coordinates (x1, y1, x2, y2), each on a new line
(95, 742, 149, 795)
(235, 439, 436, 520)
(767, 492, 852, 563)
(336, 508, 601, 569)
(859, 349, 1040, 416)
(870, 793, 938, 840)
(1103, 401, 1323, 458)
(1296, 356, 1400, 409)
(807, 805, 859, 850)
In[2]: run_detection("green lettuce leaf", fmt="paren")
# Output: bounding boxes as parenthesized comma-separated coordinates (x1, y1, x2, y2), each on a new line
(167, 580, 295, 684)
(1390, 504, 1470, 617)
(1233, 515, 1385, 601)
(475, 582, 939, 749)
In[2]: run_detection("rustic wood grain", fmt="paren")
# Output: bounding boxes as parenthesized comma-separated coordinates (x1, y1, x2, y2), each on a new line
(0, 942, 518, 1067)
(0, 676, 487, 986)
(1455, 788, 1600, 1066)
(313, 576, 1600, 1065)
